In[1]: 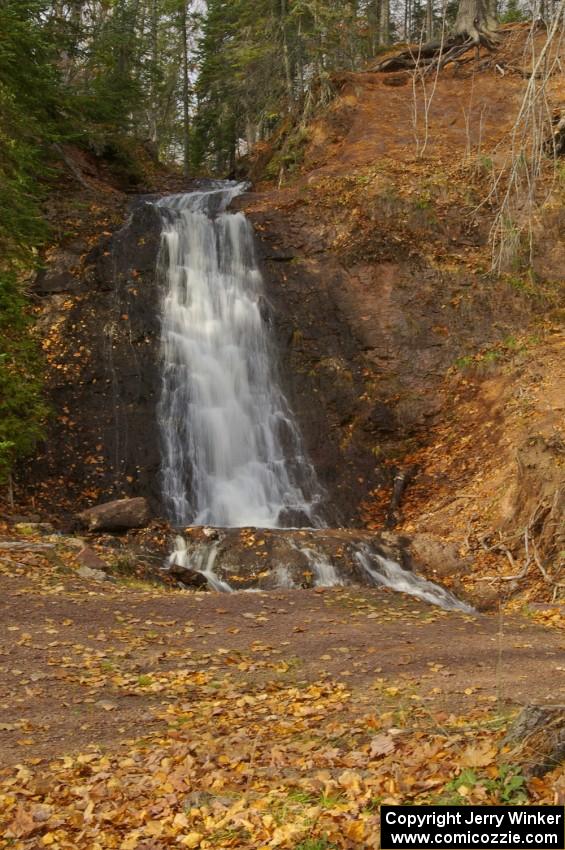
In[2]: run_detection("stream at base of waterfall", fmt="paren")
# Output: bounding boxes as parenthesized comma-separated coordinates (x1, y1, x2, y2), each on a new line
(154, 182, 472, 612)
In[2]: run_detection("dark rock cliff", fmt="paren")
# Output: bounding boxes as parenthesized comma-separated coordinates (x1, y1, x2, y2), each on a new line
(24, 200, 164, 515)
(25, 190, 378, 523)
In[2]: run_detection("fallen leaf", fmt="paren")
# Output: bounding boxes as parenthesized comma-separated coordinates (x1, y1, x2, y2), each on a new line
(9, 805, 38, 839)
(460, 743, 497, 768)
(370, 733, 396, 757)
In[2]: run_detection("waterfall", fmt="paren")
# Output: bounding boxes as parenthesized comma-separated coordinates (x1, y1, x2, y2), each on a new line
(156, 182, 322, 529)
(154, 182, 473, 612)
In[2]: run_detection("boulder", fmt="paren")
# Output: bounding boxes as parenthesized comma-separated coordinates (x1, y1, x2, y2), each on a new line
(77, 565, 110, 582)
(76, 497, 150, 532)
(34, 251, 82, 294)
(409, 533, 472, 579)
(169, 564, 209, 589)
(466, 585, 500, 612)
(75, 545, 110, 572)
(61, 537, 87, 550)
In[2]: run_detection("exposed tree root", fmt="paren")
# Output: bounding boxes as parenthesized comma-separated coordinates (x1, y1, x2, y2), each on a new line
(471, 496, 564, 596)
(370, 28, 500, 74)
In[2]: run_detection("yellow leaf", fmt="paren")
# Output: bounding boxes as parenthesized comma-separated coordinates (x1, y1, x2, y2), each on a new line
(269, 822, 305, 847)
(338, 769, 363, 796)
(144, 820, 163, 837)
(172, 812, 189, 830)
(83, 799, 95, 822)
(346, 821, 366, 841)
(180, 833, 203, 848)
(460, 743, 497, 768)
(9, 805, 36, 839)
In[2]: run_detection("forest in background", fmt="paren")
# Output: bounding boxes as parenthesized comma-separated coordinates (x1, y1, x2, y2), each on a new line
(0, 0, 559, 485)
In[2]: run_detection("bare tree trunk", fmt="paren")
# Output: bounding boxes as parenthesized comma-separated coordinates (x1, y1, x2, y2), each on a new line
(296, 17, 305, 97)
(379, 0, 390, 45)
(454, 0, 499, 45)
(367, 0, 380, 53)
(148, 0, 159, 148)
(181, 1, 190, 178)
(348, 0, 359, 68)
(405, 0, 412, 41)
(426, 0, 434, 40)
(280, 0, 294, 109)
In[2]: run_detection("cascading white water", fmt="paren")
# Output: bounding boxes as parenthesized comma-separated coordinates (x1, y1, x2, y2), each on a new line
(168, 535, 232, 593)
(289, 541, 345, 587)
(354, 544, 473, 612)
(156, 182, 322, 529)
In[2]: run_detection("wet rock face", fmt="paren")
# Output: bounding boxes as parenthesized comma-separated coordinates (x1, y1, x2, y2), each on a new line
(177, 526, 392, 590)
(255, 252, 379, 524)
(24, 200, 164, 515)
(28, 189, 383, 523)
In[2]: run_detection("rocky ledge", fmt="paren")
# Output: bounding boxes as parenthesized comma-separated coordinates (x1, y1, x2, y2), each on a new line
(167, 526, 473, 612)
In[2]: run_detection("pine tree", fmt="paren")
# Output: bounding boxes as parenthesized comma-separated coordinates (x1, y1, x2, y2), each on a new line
(0, 1, 57, 480)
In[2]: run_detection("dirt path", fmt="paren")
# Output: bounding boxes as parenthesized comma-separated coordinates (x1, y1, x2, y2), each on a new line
(2, 552, 565, 847)
(1, 558, 563, 768)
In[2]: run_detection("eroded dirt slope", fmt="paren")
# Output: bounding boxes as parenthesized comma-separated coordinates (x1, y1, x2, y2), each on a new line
(240, 23, 564, 596)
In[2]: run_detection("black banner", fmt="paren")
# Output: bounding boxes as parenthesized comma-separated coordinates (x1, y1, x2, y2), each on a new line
(381, 805, 564, 849)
